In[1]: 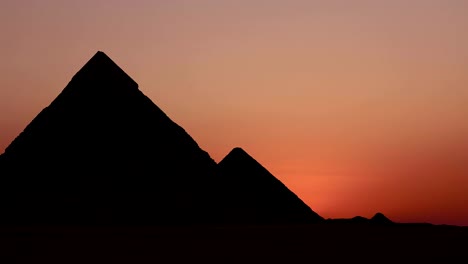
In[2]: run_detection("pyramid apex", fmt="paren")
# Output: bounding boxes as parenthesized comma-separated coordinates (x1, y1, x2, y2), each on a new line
(84, 50, 117, 66)
(231, 147, 246, 153)
(224, 147, 252, 160)
(93, 50, 110, 59)
(68, 50, 138, 89)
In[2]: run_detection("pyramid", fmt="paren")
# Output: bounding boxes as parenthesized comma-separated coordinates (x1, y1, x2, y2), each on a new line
(370, 213, 393, 225)
(217, 147, 323, 224)
(0, 51, 222, 225)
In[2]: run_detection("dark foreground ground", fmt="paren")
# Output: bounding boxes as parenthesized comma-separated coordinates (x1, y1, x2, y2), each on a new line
(1, 223, 467, 263)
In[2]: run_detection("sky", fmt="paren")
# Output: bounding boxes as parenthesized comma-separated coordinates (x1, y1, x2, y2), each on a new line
(1, 0, 467, 226)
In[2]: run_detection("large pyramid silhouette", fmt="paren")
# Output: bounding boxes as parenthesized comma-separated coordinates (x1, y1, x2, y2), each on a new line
(0, 51, 324, 225)
(218, 147, 323, 224)
(0, 51, 221, 225)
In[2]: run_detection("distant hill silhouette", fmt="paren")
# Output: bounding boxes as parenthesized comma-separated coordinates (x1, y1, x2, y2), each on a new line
(326, 212, 394, 225)
(217, 147, 323, 224)
(0, 51, 222, 225)
(351, 216, 370, 223)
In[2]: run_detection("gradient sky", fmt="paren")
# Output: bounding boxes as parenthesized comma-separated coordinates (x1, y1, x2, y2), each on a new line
(1, 0, 468, 226)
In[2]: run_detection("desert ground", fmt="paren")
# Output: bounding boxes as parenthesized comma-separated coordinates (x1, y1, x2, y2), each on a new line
(1, 223, 466, 263)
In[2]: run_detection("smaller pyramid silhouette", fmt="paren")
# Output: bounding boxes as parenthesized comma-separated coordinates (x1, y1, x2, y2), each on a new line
(370, 213, 393, 225)
(218, 147, 323, 224)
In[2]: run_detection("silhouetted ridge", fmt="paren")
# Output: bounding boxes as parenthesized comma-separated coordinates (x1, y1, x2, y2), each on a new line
(218, 147, 323, 224)
(326, 213, 394, 225)
(0, 51, 220, 225)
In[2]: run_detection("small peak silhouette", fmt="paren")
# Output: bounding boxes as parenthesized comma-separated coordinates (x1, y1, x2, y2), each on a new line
(328, 213, 394, 225)
(218, 147, 323, 224)
(230, 147, 248, 154)
(370, 212, 393, 225)
(0, 51, 220, 225)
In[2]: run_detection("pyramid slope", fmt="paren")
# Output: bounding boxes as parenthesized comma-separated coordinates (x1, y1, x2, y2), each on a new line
(218, 147, 323, 224)
(0, 51, 221, 225)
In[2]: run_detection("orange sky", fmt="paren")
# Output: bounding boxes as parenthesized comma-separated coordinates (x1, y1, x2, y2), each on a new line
(1, 0, 468, 226)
